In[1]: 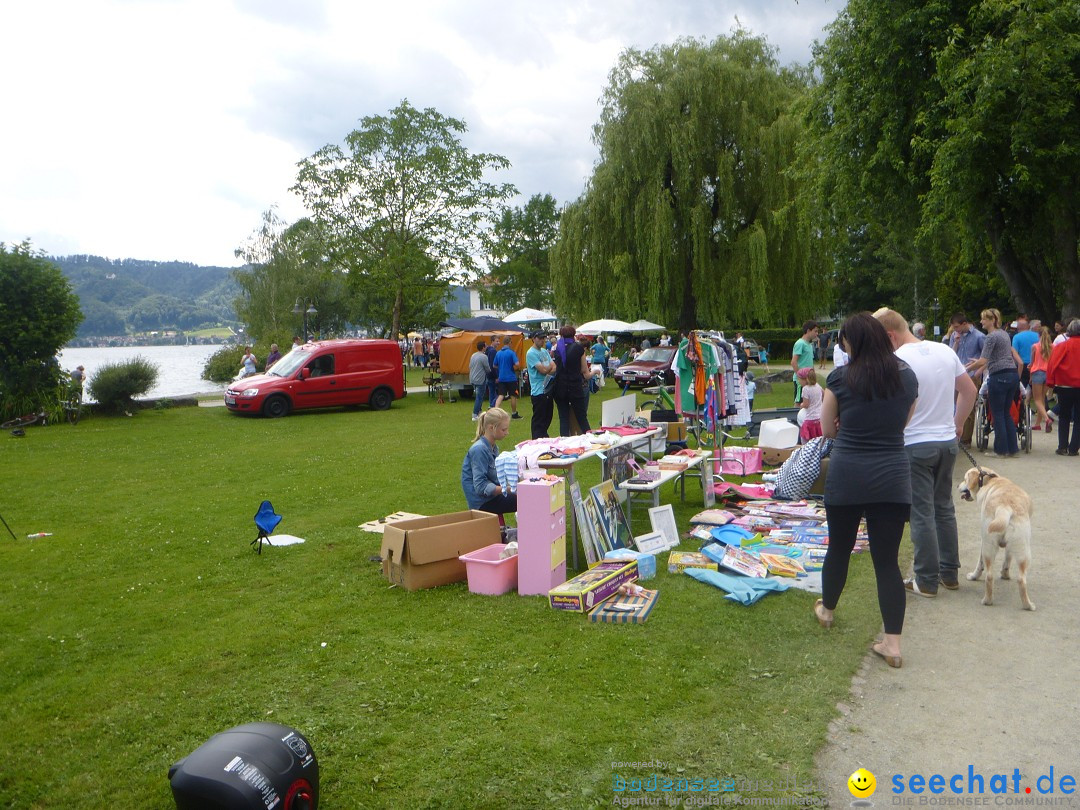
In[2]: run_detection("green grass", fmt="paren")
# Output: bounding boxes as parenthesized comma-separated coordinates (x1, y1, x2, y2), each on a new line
(0, 377, 885, 808)
(186, 327, 234, 339)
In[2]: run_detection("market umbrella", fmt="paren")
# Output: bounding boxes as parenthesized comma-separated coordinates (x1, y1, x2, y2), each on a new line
(441, 316, 526, 332)
(575, 318, 633, 334)
(503, 307, 556, 324)
(626, 319, 667, 333)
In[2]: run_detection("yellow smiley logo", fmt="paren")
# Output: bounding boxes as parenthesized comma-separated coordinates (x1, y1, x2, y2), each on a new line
(848, 768, 876, 798)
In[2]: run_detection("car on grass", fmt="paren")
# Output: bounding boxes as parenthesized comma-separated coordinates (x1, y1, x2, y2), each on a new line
(613, 346, 677, 387)
(225, 339, 405, 417)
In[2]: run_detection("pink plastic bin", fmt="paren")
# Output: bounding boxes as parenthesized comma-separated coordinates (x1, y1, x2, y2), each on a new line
(458, 543, 518, 595)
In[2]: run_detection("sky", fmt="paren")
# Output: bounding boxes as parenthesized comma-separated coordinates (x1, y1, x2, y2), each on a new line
(0, 0, 843, 268)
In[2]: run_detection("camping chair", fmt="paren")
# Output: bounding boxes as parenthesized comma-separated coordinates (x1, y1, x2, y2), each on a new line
(252, 500, 283, 554)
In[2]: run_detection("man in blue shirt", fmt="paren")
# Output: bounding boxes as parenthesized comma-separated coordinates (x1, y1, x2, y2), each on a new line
(1011, 315, 1038, 385)
(494, 337, 523, 419)
(946, 311, 986, 445)
(526, 330, 556, 438)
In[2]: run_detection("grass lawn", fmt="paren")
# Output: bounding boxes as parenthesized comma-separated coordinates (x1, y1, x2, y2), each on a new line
(185, 327, 234, 339)
(0, 371, 886, 807)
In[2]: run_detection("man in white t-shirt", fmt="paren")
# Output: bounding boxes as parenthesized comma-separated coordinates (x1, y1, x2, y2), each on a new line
(875, 308, 978, 597)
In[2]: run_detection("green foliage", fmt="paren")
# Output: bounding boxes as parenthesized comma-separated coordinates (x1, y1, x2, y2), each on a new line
(484, 193, 560, 312)
(804, 0, 1080, 323)
(292, 100, 517, 338)
(202, 345, 247, 382)
(0, 389, 882, 807)
(52, 254, 240, 336)
(551, 33, 826, 331)
(234, 212, 354, 345)
(0, 242, 83, 418)
(86, 356, 159, 413)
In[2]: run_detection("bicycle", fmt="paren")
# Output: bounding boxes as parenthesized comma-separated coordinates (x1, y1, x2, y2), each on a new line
(638, 371, 714, 449)
(1, 411, 46, 436)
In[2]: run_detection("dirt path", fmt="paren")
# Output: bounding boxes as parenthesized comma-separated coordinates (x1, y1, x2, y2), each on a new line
(815, 426, 1080, 805)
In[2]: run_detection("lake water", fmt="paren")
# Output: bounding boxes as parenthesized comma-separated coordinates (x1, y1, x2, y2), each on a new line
(58, 345, 227, 399)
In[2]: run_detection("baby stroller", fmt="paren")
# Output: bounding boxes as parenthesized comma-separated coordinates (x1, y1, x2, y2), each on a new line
(974, 385, 1032, 454)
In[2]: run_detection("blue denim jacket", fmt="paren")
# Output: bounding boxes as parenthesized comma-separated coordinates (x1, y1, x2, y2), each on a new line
(461, 438, 499, 509)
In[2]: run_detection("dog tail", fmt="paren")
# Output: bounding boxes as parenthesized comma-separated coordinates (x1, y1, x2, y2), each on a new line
(988, 505, 1012, 539)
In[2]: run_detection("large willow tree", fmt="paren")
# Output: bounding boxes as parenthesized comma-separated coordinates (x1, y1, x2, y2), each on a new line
(551, 33, 825, 330)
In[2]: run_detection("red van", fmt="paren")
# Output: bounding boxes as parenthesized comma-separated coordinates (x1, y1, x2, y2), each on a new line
(225, 339, 406, 417)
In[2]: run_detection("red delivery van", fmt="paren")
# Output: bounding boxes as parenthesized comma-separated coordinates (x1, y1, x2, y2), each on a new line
(225, 339, 406, 417)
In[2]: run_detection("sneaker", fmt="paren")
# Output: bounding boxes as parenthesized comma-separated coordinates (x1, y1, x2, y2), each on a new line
(1032, 424, 1042, 431)
(904, 578, 938, 598)
(511, 412, 523, 420)
(940, 576, 960, 590)
(471, 414, 479, 421)
(1056, 448, 1068, 456)
(1071, 451, 1080, 457)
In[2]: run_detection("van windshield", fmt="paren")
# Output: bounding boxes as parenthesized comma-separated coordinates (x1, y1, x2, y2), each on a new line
(266, 348, 310, 377)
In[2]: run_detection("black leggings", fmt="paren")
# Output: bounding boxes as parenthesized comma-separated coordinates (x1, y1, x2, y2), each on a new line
(555, 395, 590, 436)
(822, 501, 910, 635)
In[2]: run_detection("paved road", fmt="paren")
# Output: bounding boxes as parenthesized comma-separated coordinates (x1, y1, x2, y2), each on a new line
(815, 426, 1080, 805)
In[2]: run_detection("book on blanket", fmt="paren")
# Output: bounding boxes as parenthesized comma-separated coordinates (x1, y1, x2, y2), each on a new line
(719, 545, 768, 578)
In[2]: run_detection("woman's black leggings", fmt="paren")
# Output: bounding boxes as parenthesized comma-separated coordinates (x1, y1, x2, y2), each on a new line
(822, 501, 910, 635)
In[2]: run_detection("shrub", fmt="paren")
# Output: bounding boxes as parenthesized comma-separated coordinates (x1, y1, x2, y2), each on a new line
(87, 357, 159, 413)
(202, 345, 246, 382)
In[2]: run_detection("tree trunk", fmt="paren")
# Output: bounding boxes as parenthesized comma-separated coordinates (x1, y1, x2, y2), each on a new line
(391, 284, 403, 341)
(1053, 212, 1080, 321)
(987, 212, 1056, 319)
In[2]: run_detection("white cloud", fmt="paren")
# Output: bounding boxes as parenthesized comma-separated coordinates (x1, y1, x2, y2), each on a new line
(0, 0, 843, 266)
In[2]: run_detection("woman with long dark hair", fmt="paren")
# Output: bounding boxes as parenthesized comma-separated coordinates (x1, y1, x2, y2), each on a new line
(813, 313, 918, 668)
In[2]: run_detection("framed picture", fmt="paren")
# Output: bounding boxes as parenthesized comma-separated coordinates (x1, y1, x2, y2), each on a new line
(582, 495, 611, 556)
(702, 459, 716, 508)
(590, 479, 632, 550)
(570, 481, 600, 567)
(605, 445, 634, 489)
(648, 504, 680, 550)
(634, 530, 668, 555)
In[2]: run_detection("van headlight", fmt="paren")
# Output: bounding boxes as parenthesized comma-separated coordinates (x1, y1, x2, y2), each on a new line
(240, 388, 260, 397)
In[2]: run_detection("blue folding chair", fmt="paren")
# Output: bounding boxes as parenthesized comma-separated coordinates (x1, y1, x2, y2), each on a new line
(252, 500, 282, 554)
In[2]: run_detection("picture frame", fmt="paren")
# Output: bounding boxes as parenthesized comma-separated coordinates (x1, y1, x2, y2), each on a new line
(634, 530, 668, 555)
(570, 481, 600, 567)
(648, 504, 680, 550)
(702, 459, 716, 508)
(590, 479, 632, 550)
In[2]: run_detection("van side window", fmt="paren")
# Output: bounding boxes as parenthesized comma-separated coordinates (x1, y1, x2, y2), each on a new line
(307, 355, 335, 377)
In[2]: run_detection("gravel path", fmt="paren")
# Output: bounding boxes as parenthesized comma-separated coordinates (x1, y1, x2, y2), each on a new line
(814, 425, 1080, 805)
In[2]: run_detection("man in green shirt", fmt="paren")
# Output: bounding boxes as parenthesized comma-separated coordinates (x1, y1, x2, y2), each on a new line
(791, 320, 820, 404)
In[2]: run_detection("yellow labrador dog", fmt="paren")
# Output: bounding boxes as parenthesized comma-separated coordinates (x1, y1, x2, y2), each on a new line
(957, 467, 1035, 611)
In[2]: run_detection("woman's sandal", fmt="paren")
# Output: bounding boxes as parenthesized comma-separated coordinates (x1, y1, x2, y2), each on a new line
(813, 599, 833, 629)
(870, 642, 902, 669)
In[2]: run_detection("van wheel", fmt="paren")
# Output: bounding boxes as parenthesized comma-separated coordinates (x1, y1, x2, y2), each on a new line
(369, 388, 393, 411)
(262, 395, 290, 418)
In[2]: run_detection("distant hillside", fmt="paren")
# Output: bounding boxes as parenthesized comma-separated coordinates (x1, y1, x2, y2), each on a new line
(51, 255, 242, 337)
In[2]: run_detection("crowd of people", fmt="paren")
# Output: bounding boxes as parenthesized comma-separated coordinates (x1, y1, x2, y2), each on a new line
(813, 307, 1080, 669)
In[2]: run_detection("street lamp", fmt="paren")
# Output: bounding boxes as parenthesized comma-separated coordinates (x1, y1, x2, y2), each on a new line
(931, 298, 941, 337)
(293, 298, 318, 343)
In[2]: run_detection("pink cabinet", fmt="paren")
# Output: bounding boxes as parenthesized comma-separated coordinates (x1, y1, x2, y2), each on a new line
(516, 478, 567, 596)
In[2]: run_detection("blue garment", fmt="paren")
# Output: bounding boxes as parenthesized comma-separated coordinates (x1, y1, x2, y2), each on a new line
(526, 346, 553, 396)
(987, 370, 1020, 455)
(684, 567, 790, 605)
(494, 347, 518, 383)
(461, 437, 500, 509)
(947, 327, 985, 375)
(591, 342, 609, 364)
(485, 346, 498, 379)
(1012, 330, 1039, 365)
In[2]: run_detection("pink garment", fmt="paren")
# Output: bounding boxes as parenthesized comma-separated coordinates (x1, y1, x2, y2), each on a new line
(799, 419, 823, 442)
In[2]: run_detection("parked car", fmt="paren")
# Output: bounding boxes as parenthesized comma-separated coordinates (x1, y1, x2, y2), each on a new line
(613, 347, 677, 387)
(225, 339, 405, 417)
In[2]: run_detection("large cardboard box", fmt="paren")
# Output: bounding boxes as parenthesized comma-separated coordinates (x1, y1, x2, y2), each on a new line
(761, 446, 797, 466)
(381, 510, 501, 590)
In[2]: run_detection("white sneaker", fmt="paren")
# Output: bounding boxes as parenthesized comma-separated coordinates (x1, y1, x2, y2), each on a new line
(471, 414, 479, 421)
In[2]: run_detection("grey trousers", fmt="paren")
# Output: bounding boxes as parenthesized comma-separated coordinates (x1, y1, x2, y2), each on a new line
(906, 440, 960, 587)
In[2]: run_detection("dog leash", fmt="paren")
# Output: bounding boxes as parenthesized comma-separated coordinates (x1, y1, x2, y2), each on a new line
(958, 442, 997, 486)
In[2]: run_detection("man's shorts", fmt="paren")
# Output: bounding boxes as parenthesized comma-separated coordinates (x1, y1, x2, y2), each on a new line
(497, 381, 520, 398)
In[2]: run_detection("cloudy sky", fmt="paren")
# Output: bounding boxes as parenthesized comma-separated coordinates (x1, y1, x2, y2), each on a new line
(0, 0, 843, 268)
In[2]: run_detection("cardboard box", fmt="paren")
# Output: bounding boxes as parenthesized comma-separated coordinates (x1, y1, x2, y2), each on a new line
(588, 588, 659, 624)
(761, 446, 797, 466)
(381, 510, 502, 590)
(636, 411, 686, 445)
(548, 559, 639, 612)
(667, 550, 720, 574)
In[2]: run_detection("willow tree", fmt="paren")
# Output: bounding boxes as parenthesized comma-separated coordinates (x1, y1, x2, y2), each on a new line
(551, 33, 824, 330)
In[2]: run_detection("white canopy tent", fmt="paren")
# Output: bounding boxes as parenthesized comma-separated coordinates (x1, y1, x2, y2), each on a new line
(503, 307, 556, 324)
(626, 319, 667, 333)
(575, 318, 633, 334)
